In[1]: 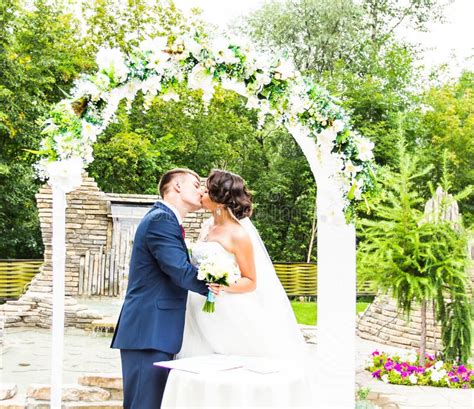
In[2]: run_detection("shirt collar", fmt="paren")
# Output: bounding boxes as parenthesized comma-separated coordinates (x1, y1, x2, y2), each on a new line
(158, 199, 183, 225)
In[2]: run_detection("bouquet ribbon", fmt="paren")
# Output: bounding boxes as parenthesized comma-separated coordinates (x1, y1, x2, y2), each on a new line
(202, 289, 216, 313)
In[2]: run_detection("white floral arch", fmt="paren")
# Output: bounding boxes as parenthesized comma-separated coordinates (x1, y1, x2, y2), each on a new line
(37, 26, 375, 408)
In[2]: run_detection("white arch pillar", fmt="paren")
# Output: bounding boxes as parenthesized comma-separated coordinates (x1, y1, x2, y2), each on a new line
(291, 130, 356, 408)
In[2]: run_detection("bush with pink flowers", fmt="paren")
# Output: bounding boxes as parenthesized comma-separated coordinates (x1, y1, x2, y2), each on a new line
(367, 350, 474, 389)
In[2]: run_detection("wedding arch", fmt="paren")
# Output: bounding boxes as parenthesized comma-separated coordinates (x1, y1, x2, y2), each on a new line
(36, 23, 376, 408)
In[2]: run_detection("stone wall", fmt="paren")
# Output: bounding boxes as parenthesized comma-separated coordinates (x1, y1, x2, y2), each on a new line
(357, 244, 474, 352)
(356, 295, 442, 352)
(36, 175, 110, 297)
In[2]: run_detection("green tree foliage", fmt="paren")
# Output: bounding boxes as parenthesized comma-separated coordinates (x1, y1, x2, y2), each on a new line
(358, 140, 472, 363)
(0, 0, 92, 258)
(88, 86, 317, 261)
(82, 0, 202, 55)
(235, 0, 367, 76)
(406, 71, 474, 225)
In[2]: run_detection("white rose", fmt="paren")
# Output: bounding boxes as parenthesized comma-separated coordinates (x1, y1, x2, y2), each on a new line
(344, 160, 362, 176)
(214, 45, 239, 65)
(140, 37, 171, 74)
(46, 157, 83, 193)
(73, 79, 102, 101)
(140, 36, 168, 54)
(355, 137, 375, 162)
(382, 374, 389, 384)
(289, 94, 307, 115)
(221, 78, 247, 96)
(81, 121, 100, 143)
(259, 99, 271, 115)
(409, 374, 417, 384)
(197, 268, 207, 281)
(188, 64, 215, 103)
(332, 119, 345, 133)
(245, 95, 260, 110)
(83, 145, 94, 164)
(183, 36, 203, 58)
(141, 76, 162, 96)
(274, 59, 295, 80)
(255, 72, 272, 88)
(96, 47, 129, 83)
(94, 73, 111, 90)
(434, 361, 444, 370)
(318, 127, 337, 148)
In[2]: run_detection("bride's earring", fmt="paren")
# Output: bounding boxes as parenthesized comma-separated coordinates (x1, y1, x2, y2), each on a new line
(216, 206, 222, 216)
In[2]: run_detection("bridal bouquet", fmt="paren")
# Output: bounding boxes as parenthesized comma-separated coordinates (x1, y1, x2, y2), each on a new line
(197, 255, 240, 313)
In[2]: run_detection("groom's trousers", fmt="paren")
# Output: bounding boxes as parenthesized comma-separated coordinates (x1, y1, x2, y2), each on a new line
(120, 349, 174, 409)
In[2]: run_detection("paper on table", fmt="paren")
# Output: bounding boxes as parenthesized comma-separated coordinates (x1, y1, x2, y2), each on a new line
(154, 354, 244, 374)
(243, 358, 282, 374)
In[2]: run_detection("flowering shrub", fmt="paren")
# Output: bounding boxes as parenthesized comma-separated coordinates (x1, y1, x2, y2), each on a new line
(367, 350, 474, 389)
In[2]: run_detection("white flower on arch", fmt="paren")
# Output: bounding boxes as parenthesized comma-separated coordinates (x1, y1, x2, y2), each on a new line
(96, 47, 129, 83)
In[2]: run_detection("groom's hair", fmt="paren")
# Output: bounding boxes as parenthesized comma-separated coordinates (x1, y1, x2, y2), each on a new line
(159, 168, 200, 197)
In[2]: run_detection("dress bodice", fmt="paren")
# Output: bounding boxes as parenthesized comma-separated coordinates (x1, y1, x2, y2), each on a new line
(191, 241, 240, 279)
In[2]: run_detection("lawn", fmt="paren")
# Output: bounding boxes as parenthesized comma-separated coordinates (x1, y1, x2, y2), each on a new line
(291, 301, 370, 325)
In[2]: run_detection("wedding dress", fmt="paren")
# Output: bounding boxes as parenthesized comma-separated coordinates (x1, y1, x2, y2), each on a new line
(178, 215, 311, 362)
(173, 215, 317, 407)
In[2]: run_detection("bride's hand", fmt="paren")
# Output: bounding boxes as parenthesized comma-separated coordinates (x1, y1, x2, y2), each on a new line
(207, 283, 223, 296)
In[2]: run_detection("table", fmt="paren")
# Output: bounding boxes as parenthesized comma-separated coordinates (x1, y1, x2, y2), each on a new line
(157, 355, 313, 408)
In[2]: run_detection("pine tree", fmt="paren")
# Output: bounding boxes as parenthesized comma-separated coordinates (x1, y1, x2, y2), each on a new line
(358, 139, 472, 364)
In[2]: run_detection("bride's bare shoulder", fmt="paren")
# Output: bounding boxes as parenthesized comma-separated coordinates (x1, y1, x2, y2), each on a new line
(230, 223, 251, 246)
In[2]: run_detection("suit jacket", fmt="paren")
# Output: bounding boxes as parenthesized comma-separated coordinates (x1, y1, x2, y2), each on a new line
(111, 201, 208, 353)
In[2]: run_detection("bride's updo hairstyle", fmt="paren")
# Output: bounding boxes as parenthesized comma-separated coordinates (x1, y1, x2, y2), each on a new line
(206, 169, 253, 220)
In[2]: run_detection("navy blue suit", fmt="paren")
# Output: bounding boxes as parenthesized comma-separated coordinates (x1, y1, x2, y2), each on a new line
(111, 202, 208, 408)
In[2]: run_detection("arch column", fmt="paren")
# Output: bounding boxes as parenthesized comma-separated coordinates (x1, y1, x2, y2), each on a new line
(291, 129, 356, 407)
(316, 185, 356, 407)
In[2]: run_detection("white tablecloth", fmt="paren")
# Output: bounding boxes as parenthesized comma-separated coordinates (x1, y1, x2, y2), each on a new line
(160, 355, 312, 408)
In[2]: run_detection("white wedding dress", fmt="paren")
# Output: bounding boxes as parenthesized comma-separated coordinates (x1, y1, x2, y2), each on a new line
(169, 216, 317, 407)
(178, 215, 313, 363)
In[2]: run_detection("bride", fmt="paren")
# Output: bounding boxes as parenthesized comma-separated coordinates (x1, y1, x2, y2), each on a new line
(178, 169, 310, 361)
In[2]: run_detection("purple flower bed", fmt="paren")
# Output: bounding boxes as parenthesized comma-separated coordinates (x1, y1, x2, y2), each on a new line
(366, 350, 474, 389)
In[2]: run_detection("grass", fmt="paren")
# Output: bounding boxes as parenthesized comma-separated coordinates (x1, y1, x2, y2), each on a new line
(291, 301, 370, 326)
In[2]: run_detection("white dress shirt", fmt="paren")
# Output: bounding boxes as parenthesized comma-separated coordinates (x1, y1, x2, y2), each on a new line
(158, 199, 183, 225)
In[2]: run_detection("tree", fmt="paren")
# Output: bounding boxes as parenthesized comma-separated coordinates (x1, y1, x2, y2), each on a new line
(361, 0, 446, 46)
(82, 0, 203, 55)
(0, 0, 93, 258)
(358, 140, 472, 364)
(406, 71, 474, 225)
(235, 0, 368, 76)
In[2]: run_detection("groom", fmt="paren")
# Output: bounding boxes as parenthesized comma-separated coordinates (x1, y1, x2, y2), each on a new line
(111, 168, 214, 408)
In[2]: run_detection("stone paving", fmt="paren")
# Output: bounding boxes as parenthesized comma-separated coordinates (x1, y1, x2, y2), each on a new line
(1, 299, 473, 408)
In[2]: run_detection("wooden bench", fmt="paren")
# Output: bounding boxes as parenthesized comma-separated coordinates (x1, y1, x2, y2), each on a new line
(273, 262, 376, 297)
(0, 259, 42, 300)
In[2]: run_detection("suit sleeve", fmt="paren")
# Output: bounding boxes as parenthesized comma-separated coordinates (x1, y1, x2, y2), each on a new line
(146, 213, 208, 296)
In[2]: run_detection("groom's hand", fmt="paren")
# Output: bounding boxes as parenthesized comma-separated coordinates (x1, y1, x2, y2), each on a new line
(207, 283, 222, 296)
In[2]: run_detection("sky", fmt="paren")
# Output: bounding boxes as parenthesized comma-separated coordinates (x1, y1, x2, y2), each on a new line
(174, 0, 474, 77)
